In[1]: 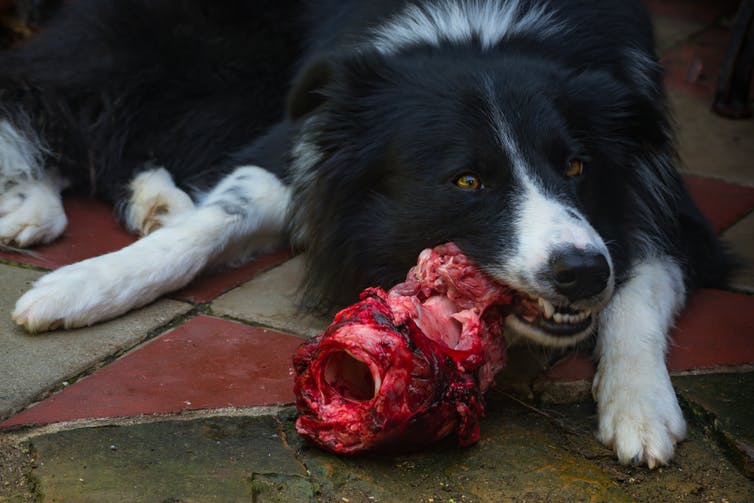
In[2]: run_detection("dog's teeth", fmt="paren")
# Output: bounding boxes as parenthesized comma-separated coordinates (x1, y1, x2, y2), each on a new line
(538, 298, 555, 319)
(553, 312, 563, 323)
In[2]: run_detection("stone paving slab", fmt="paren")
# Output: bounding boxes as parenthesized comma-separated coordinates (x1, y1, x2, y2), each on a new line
(675, 372, 754, 478)
(4, 396, 754, 502)
(0, 264, 191, 421)
(1, 316, 303, 429)
(211, 256, 328, 338)
(723, 212, 754, 293)
(671, 91, 754, 186)
(653, 15, 704, 53)
(28, 415, 306, 503)
(290, 396, 754, 502)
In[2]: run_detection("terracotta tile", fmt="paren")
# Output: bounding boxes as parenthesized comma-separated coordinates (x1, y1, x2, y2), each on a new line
(541, 352, 595, 382)
(672, 91, 754, 187)
(684, 175, 754, 233)
(0, 316, 304, 428)
(667, 289, 754, 371)
(539, 290, 754, 383)
(173, 250, 292, 303)
(0, 196, 135, 269)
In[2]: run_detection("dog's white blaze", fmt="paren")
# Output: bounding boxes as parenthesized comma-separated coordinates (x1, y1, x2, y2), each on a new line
(13, 166, 290, 332)
(0, 119, 45, 182)
(370, 0, 562, 54)
(593, 257, 687, 468)
(124, 166, 195, 235)
(511, 176, 608, 275)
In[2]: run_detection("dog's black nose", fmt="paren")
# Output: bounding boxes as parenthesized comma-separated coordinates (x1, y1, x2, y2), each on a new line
(549, 248, 611, 301)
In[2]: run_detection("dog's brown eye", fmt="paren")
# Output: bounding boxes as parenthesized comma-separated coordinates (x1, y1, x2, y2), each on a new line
(565, 159, 585, 178)
(454, 173, 482, 190)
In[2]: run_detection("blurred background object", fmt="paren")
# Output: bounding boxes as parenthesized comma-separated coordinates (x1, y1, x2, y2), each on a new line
(713, 0, 754, 118)
(1, 0, 62, 48)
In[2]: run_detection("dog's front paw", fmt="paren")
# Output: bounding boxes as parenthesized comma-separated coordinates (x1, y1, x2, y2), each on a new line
(13, 259, 106, 332)
(12, 252, 145, 332)
(593, 366, 687, 468)
(0, 180, 67, 247)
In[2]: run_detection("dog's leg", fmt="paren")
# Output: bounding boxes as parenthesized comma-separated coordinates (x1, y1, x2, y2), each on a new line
(13, 166, 289, 332)
(0, 119, 67, 247)
(592, 257, 687, 468)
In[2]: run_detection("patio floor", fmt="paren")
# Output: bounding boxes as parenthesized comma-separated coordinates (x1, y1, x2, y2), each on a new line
(1, 0, 753, 501)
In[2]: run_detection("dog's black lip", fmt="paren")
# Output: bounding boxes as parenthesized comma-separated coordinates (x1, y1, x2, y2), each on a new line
(514, 312, 593, 337)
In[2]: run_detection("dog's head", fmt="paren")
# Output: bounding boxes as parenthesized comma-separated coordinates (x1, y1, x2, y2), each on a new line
(287, 48, 671, 347)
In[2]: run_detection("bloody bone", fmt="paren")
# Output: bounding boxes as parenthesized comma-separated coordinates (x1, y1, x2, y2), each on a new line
(293, 243, 513, 454)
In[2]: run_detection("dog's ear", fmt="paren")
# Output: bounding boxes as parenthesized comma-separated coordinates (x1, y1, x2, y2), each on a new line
(287, 60, 333, 120)
(287, 52, 391, 121)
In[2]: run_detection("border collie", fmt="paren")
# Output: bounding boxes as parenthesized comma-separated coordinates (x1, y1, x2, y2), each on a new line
(0, 0, 730, 467)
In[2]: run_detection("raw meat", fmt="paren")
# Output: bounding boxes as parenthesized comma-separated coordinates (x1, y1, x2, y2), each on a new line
(293, 243, 513, 454)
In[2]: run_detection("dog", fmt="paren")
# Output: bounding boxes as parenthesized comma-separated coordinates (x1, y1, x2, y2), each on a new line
(0, 0, 731, 468)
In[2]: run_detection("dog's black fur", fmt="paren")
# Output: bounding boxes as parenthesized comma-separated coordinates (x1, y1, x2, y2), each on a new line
(0, 0, 734, 467)
(0, 0, 300, 199)
(0, 0, 729, 310)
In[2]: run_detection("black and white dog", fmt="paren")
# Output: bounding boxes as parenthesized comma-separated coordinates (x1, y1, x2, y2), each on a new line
(0, 0, 730, 467)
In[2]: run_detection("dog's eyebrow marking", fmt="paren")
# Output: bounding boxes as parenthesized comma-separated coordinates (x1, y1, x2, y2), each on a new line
(370, 0, 564, 54)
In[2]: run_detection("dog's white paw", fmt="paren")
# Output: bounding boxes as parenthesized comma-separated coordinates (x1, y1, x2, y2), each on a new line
(126, 167, 195, 236)
(593, 366, 687, 468)
(0, 180, 67, 247)
(12, 254, 134, 332)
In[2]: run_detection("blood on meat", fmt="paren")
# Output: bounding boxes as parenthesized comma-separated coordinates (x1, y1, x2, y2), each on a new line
(293, 243, 513, 454)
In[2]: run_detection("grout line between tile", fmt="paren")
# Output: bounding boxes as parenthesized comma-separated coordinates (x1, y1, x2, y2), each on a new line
(3, 405, 295, 442)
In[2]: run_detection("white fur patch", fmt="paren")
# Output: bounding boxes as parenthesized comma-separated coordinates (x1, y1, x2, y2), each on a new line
(125, 166, 195, 236)
(370, 0, 563, 54)
(593, 257, 687, 468)
(0, 175, 67, 247)
(506, 177, 612, 292)
(0, 118, 45, 182)
(14, 166, 290, 332)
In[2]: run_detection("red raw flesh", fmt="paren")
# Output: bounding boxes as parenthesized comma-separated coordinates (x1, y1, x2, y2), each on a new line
(293, 243, 513, 454)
